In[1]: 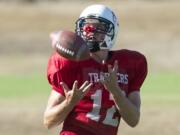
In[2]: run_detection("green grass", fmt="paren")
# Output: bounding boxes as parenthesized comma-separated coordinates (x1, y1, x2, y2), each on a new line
(0, 72, 179, 105)
(141, 72, 180, 105)
(0, 74, 50, 100)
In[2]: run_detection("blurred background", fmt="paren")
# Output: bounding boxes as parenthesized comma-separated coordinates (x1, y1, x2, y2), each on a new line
(0, 0, 180, 135)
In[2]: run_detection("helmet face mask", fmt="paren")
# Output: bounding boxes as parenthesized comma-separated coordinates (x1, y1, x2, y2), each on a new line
(75, 4, 119, 52)
(77, 18, 113, 41)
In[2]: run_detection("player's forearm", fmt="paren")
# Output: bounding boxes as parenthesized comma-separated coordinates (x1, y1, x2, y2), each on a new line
(111, 88, 140, 127)
(44, 99, 75, 129)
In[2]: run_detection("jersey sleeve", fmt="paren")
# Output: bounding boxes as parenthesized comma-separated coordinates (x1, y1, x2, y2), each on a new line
(128, 54, 148, 94)
(47, 52, 78, 96)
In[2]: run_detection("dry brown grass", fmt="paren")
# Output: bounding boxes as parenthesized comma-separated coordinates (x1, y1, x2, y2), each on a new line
(1, 101, 180, 135)
(0, 1, 180, 73)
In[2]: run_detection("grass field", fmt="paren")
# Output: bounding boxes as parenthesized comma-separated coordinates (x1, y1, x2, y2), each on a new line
(0, 1, 180, 135)
(1, 72, 180, 104)
(1, 72, 180, 135)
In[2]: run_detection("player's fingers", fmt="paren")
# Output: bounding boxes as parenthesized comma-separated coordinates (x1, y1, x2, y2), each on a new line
(98, 72, 105, 83)
(99, 74, 109, 85)
(60, 82, 69, 94)
(104, 75, 110, 83)
(72, 80, 78, 91)
(113, 60, 118, 72)
(82, 83, 93, 94)
(79, 81, 89, 90)
(108, 64, 113, 74)
(99, 78, 104, 84)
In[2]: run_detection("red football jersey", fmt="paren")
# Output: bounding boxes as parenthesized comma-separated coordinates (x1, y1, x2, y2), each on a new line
(47, 49, 147, 135)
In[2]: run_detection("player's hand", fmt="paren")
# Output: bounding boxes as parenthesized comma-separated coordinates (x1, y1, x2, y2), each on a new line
(100, 60, 119, 93)
(60, 81, 92, 105)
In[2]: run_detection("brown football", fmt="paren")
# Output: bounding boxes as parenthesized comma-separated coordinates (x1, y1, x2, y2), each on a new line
(50, 30, 90, 61)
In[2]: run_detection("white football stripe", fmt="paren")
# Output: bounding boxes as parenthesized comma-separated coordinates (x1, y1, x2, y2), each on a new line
(56, 42, 75, 56)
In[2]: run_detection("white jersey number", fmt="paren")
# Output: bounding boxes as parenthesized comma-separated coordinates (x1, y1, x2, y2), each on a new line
(86, 89, 119, 127)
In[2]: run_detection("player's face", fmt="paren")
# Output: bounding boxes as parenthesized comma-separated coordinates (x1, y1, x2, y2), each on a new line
(82, 22, 106, 42)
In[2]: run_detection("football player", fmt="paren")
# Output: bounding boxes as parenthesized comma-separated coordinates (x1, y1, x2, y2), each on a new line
(44, 4, 147, 135)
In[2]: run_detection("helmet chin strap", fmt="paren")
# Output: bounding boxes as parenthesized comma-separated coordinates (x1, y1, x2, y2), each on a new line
(87, 40, 108, 52)
(87, 41, 100, 52)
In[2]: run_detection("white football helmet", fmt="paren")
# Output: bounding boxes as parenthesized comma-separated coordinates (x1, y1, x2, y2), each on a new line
(76, 4, 119, 52)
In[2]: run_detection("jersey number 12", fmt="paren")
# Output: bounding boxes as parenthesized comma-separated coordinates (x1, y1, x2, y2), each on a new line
(86, 89, 119, 127)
